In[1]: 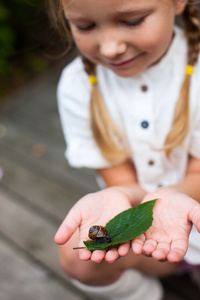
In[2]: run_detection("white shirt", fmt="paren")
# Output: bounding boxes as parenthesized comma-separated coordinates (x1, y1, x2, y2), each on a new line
(57, 26, 200, 264)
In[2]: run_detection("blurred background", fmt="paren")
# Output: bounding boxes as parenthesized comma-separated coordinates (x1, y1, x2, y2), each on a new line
(0, 0, 59, 99)
(0, 1, 199, 299)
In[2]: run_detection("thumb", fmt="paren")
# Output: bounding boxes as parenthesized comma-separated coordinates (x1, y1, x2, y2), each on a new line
(54, 207, 81, 245)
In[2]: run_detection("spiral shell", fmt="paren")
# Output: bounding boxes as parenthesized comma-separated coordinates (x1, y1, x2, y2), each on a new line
(88, 225, 108, 239)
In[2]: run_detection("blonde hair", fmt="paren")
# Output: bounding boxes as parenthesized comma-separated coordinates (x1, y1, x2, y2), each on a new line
(48, 0, 200, 161)
(81, 57, 128, 163)
(163, 3, 200, 156)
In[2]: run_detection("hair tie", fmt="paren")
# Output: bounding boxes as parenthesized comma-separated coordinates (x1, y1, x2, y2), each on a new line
(186, 65, 194, 76)
(89, 75, 97, 85)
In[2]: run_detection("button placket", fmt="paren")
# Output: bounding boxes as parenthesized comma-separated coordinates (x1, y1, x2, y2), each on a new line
(138, 80, 152, 132)
(127, 78, 153, 147)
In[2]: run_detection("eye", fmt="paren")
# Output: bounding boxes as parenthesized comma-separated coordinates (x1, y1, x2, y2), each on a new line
(122, 17, 145, 27)
(76, 23, 95, 32)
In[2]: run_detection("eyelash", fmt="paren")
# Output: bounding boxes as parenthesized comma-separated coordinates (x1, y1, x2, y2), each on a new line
(123, 17, 145, 27)
(76, 17, 145, 32)
(76, 24, 95, 32)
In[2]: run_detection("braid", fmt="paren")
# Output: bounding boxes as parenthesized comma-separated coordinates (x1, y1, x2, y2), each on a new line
(81, 56, 96, 75)
(81, 56, 128, 162)
(163, 1, 200, 157)
(182, 2, 200, 65)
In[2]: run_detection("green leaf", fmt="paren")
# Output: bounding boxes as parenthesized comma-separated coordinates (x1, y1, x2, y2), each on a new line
(84, 199, 157, 251)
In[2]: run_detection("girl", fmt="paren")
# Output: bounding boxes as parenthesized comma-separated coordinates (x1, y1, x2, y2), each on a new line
(49, 0, 200, 299)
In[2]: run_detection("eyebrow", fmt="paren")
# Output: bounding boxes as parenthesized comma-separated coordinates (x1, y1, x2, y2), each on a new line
(116, 7, 154, 18)
(65, 6, 154, 22)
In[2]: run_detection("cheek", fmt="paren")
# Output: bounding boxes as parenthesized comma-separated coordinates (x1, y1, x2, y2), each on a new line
(137, 27, 173, 54)
(71, 31, 96, 55)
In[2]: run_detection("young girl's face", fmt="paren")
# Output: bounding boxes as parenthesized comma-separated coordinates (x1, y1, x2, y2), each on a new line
(63, 0, 187, 78)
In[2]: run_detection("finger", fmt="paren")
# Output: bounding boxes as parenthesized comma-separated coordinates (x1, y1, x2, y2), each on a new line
(152, 242, 170, 261)
(54, 208, 81, 245)
(132, 234, 146, 255)
(118, 242, 130, 257)
(79, 248, 93, 261)
(105, 248, 119, 263)
(143, 239, 158, 256)
(91, 250, 106, 263)
(167, 239, 187, 263)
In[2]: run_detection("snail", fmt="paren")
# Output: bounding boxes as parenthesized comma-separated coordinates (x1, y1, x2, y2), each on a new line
(88, 225, 118, 244)
(73, 225, 118, 249)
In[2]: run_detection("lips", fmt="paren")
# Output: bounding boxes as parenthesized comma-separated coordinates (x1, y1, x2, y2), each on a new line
(108, 54, 141, 68)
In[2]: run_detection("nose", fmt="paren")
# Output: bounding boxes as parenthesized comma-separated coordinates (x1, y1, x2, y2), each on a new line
(99, 29, 126, 58)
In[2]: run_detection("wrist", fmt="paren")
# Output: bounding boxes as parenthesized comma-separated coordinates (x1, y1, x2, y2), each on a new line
(114, 184, 147, 206)
(142, 187, 185, 205)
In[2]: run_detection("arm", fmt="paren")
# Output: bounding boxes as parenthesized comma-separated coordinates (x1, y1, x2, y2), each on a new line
(170, 155, 200, 202)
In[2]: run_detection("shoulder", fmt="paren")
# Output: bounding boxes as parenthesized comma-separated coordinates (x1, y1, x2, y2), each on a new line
(57, 56, 89, 95)
(57, 56, 91, 113)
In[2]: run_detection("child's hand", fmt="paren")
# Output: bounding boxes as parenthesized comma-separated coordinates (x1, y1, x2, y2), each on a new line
(132, 189, 200, 263)
(54, 188, 132, 262)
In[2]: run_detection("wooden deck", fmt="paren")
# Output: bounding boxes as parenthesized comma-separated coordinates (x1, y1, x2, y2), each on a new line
(0, 53, 199, 300)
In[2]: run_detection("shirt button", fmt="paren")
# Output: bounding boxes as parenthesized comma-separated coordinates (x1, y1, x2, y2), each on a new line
(141, 121, 149, 128)
(141, 85, 148, 92)
(148, 160, 155, 166)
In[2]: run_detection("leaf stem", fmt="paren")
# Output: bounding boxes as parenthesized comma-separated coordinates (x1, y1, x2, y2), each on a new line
(73, 247, 87, 250)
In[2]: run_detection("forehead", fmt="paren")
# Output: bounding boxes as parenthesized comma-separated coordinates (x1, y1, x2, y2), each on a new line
(62, 0, 161, 18)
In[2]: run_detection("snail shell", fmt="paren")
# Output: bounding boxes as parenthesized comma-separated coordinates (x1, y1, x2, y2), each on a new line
(88, 225, 108, 239)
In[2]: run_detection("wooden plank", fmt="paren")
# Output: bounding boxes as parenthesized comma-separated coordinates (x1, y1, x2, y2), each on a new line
(0, 236, 83, 300)
(0, 184, 75, 283)
(0, 155, 80, 221)
(0, 113, 70, 172)
(4, 89, 64, 138)
(0, 119, 99, 193)
(0, 143, 98, 200)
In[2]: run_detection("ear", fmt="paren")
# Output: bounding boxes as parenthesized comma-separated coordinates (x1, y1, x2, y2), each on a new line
(174, 0, 188, 15)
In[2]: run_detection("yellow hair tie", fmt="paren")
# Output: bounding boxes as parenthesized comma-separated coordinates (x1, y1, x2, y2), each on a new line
(89, 75, 97, 85)
(186, 65, 194, 76)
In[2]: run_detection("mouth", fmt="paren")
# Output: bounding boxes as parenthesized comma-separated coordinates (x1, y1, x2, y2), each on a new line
(108, 54, 141, 68)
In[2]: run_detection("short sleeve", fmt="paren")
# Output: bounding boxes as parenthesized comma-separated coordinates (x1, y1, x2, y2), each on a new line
(57, 57, 111, 169)
(189, 55, 200, 159)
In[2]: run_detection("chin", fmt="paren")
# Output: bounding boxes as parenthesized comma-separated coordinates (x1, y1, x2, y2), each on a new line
(111, 68, 141, 78)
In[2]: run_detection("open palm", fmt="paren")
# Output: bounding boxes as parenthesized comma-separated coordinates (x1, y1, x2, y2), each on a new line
(54, 188, 132, 262)
(132, 190, 200, 262)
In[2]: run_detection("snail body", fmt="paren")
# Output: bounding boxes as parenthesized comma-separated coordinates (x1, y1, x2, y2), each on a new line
(89, 225, 117, 244)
